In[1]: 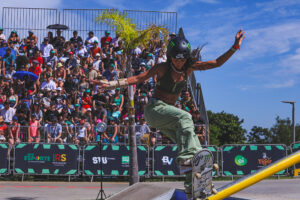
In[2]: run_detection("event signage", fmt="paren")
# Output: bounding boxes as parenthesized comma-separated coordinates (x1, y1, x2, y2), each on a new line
(14, 143, 79, 175)
(222, 144, 287, 176)
(291, 142, 300, 168)
(0, 143, 9, 174)
(83, 145, 148, 176)
(153, 145, 218, 176)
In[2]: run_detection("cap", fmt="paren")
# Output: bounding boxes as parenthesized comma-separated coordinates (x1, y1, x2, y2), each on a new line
(57, 63, 63, 68)
(50, 50, 55, 54)
(96, 53, 101, 57)
(105, 30, 110, 34)
(32, 60, 39, 64)
(94, 40, 98, 44)
(109, 63, 115, 68)
(88, 31, 94, 35)
(74, 104, 80, 107)
(12, 30, 17, 34)
(112, 103, 117, 106)
(147, 53, 152, 57)
(12, 116, 18, 121)
(104, 41, 110, 44)
(28, 30, 34, 33)
(46, 62, 52, 66)
(116, 88, 120, 91)
(45, 88, 51, 91)
(140, 62, 146, 66)
(0, 27, 3, 31)
(124, 117, 129, 121)
(44, 37, 49, 41)
(87, 108, 92, 111)
(169, 32, 176, 36)
(85, 89, 91, 93)
(69, 51, 74, 55)
(56, 87, 62, 91)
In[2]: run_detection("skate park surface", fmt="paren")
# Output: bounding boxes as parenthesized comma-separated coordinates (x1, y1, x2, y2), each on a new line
(0, 179, 300, 200)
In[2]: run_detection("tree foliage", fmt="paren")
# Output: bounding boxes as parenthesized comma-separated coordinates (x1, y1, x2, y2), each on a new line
(247, 126, 272, 144)
(207, 110, 247, 146)
(96, 11, 169, 54)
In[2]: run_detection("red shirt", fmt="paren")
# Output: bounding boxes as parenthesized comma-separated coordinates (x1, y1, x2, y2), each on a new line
(100, 36, 112, 47)
(28, 66, 42, 76)
(90, 47, 101, 57)
(81, 96, 92, 109)
(29, 56, 43, 65)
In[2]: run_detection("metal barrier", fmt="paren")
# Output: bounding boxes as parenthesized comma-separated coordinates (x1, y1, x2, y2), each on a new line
(152, 145, 219, 177)
(0, 143, 10, 175)
(2, 7, 177, 45)
(221, 144, 288, 176)
(13, 143, 80, 176)
(82, 144, 149, 177)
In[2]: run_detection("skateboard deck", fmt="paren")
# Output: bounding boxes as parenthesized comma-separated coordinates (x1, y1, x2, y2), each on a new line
(192, 149, 217, 200)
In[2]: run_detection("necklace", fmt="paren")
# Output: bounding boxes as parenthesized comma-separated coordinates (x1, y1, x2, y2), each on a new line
(171, 63, 184, 74)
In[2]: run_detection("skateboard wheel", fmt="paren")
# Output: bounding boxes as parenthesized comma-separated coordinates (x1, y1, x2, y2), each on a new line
(195, 172, 201, 179)
(212, 188, 218, 194)
(213, 163, 219, 170)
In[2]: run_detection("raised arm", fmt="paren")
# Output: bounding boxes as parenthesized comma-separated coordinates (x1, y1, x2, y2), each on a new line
(191, 29, 245, 71)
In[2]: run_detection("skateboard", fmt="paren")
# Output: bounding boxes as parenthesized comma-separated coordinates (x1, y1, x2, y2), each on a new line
(192, 149, 218, 200)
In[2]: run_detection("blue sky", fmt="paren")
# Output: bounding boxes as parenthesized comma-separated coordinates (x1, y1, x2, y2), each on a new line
(1, 0, 300, 131)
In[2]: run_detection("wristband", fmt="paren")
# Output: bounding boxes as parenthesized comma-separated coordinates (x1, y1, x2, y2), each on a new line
(230, 47, 237, 52)
(232, 45, 240, 50)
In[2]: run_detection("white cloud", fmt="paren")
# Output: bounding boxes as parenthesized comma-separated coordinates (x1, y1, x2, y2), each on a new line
(279, 48, 300, 74)
(264, 79, 296, 88)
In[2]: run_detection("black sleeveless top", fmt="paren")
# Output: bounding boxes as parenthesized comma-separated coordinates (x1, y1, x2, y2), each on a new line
(156, 63, 187, 95)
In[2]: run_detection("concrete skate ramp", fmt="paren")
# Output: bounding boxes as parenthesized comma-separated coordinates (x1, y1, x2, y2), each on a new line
(107, 182, 176, 200)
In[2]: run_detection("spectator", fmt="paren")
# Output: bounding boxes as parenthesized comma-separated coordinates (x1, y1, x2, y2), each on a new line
(195, 124, 205, 145)
(100, 30, 112, 47)
(26, 39, 38, 58)
(81, 89, 92, 114)
(26, 30, 38, 45)
(28, 60, 42, 83)
(86, 63, 98, 81)
(31, 102, 43, 124)
(8, 88, 18, 109)
(103, 63, 117, 81)
(75, 119, 88, 145)
(93, 53, 103, 72)
(47, 117, 63, 143)
(70, 30, 83, 44)
(112, 88, 124, 111)
(101, 41, 113, 70)
(85, 31, 99, 49)
(103, 119, 118, 143)
(0, 27, 6, 43)
(75, 42, 87, 58)
(135, 117, 150, 144)
(93, 101, 107, 124)
(0, 116, 7, 142)
(53, 29, 65, 51)
(8, 30, 21, 46)
(28, 115, 40, 143)
(48, 50, 58, 69)
(1, 102, 15, 125)
(119, 117, 129, 143)
(90, 40, 102, 58)
(8, 116, 20, 145)
(41, 74, 56, 91)
(2, 48, 15, 76)
(111, 33, 120, 48)
(40, 37, 54, 64)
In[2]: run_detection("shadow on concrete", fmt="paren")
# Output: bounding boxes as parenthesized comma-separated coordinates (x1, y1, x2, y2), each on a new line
(7, 198, 37, 200)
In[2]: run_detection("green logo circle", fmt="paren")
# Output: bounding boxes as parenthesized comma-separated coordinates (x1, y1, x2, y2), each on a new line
(235, 155, 248, 166)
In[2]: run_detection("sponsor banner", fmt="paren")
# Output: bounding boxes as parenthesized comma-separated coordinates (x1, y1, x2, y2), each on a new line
(153, 145, 218, 176)
(291, 142, 300, 168)
(0, 143, 9, 174)
(222, 144, 287, 176)
(83, 145, 148, 176)
(14, 143, 79, 175)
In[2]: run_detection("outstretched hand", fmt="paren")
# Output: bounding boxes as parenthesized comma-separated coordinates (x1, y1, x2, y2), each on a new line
(234, 29, 245, 48)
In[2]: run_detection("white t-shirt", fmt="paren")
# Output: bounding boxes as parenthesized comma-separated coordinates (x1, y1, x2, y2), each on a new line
(93, 59, 101, 71)
(41, 80, 57, 90)
(1, 107, 15, 123)
(75, 47, 88, 57)
(0, 33, 6, 41)
(78, 126, 86, 138)
(86, 36, 99, 48)
(40, 43, 54, 58)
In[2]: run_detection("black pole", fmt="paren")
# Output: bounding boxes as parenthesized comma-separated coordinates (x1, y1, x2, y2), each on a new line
(96, 132, 106, 200)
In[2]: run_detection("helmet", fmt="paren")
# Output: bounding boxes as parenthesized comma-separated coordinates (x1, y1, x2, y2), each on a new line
(167, 37, 191, 59)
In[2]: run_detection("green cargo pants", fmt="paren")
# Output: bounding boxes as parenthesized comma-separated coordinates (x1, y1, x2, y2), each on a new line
(144, 99, 202, 190)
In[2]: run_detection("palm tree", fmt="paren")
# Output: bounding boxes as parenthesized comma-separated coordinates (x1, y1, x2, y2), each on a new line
(96, 11, 169, 185)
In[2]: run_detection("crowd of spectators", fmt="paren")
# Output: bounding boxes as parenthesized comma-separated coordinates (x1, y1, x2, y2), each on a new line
(0, 28, 206, 147)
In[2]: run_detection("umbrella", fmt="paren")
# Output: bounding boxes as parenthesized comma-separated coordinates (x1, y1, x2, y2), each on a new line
(13, 71, 39, 82)
(47, 24, 69, 30)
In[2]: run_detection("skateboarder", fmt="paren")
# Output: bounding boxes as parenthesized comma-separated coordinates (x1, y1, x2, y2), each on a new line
(93, 28, 245, 196)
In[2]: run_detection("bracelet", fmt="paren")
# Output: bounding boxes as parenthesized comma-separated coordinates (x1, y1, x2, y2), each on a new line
(232, 45, 240, 50)
(230, 47, 237, 52)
